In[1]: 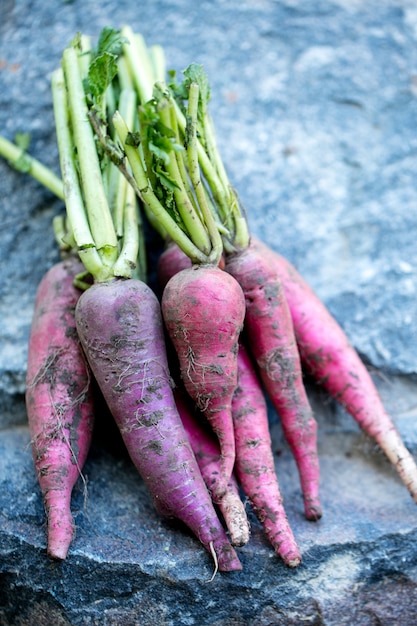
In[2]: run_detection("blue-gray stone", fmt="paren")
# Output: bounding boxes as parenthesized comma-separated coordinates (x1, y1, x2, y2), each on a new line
(1, 1, 417, 623)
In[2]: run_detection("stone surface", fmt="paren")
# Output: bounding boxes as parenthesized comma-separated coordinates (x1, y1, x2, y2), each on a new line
(2, 382, 417, 625)
(1, 1, 417, 624)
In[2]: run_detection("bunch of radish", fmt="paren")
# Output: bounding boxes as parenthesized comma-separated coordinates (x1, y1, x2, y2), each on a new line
(108, 30, 417, 564)
(2, 25, 417, 575)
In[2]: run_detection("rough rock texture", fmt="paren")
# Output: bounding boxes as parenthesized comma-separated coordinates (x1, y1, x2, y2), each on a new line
(1, 1, 417, 624)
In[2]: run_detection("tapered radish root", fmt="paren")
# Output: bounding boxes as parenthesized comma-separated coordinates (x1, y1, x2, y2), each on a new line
(233, 342, 302, 566)
(174, 387, 250, 547)
(162, 265, 245, 501)
(226, 244, 321, 521)
(158, 245, 249, 543)
(76, 278, 242, 571)
(254, 237, 417, 504)
(26, 258, 94, 560)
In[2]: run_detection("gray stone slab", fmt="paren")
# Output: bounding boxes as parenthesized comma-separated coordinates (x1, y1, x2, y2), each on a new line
(2, 382, 417, 625)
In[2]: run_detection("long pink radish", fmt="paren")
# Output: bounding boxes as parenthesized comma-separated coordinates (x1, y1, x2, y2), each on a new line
(226, 243, 321, 521)
(161, 265, 246, 502)
(26, 257, 94, 560)
(158, 242, 320, 519)
(233, 341, 302, 566)
(174, 386, 250, 547)
(158, 245, 249, 540)
(75, 278, 242, 572)
(254, 237, 417, 503)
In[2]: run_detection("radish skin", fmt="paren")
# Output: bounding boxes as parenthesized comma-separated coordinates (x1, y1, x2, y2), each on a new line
(75, 278, 242, 571)
(226, 244, 321, 521)
(233, 342, 301, 566)
(26, 258, 94, 560)
(174, 387, 250, 547)
(157, 242, 225, 291)
(254, 237, 417, 503)
(157, 243, 202, 291)
(161, 265, 245, 501)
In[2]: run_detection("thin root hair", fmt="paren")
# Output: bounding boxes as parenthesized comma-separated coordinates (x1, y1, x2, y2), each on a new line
(186, 344, 197, 381)
(30, 388, 89, 505)
(195, 392, 211, 413)
(206, 540, 219, 583)
(27, 347, 66, 388)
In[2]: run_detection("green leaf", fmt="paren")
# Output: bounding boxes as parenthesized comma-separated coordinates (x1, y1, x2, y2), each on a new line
(96, 26, 129, 57)
(141, 106, 184, 163)
(14, 132, 31, 152)
(154, 163, 181, 191)
(153, 119, 175, 140)
(149, 138, 172, 164)
(68, 31, 82, 50)
(86, 52, 118, 105)
(12, 132, 32, 173)
(183, 63, 210, 108)
(125, 131, 141, 148)
(13, 152, 32, 174)
(138, 101, 160, 135)
(82, 28, 129, 108)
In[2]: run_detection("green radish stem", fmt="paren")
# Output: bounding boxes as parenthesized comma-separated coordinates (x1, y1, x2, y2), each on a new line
(156, 93, 212, 255)
(52, 50, 141, 282)
(61, 47, 118, 268)
(0, 134, 64, 199)
(112, 111, 209, 264)
(121, 26, 155, 103)
(112, 29, 220, 254)
(186, 82, 223, 265)
(107, 88, 138, 239)
(148, 44, 166, 84)
(112, 81, 223, 265)
(51, 68, 107, 280)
